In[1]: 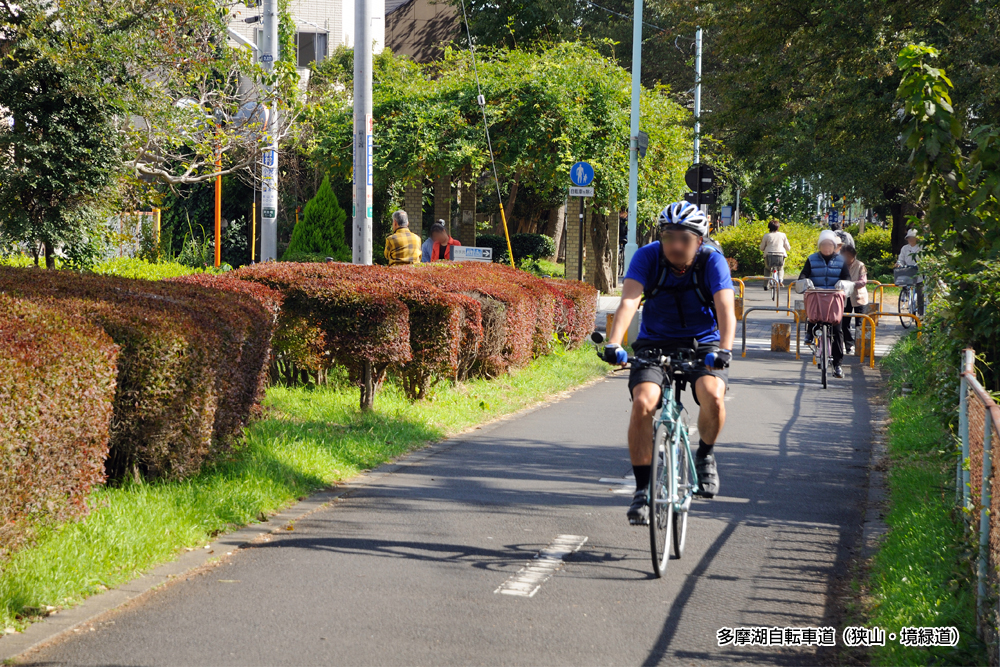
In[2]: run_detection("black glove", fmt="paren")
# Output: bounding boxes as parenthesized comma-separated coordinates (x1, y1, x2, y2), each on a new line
(705, 349, 732, 369)
(603, 344, 628, 365)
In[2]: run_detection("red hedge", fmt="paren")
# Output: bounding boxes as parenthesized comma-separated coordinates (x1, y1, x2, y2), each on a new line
(234, 263, 482, 399)
(0, 267, 274, 480)
(0, 295, 118, 561)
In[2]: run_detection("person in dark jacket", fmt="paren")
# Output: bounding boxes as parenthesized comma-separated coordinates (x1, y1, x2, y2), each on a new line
(799, 230, 852, 377)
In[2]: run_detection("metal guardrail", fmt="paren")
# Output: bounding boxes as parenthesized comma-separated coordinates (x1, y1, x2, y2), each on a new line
(957, 348, 1000, 631)
(841, 313, 877, 369)
(740, 307, 801, 360)
(732, 278, 745, 301)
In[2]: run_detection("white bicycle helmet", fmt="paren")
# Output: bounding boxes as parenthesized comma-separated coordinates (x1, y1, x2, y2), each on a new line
(657, 201, 710, 237)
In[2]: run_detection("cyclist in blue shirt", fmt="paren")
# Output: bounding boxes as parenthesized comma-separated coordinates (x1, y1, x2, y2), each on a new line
(603, 202, 736, 525)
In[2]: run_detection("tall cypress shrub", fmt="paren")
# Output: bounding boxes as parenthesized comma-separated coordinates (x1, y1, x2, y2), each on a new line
(283, 175, 350, 261)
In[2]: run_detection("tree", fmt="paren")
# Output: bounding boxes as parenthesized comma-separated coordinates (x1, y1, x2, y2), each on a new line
(282, 175, 350, 261)
(704, 0, 1000, 250)
(0, 36, 120, 267)
(305, 43, 691, 287)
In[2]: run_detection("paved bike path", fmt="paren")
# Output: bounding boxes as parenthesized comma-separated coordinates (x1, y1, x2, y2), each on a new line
(22, 352, 877, 666)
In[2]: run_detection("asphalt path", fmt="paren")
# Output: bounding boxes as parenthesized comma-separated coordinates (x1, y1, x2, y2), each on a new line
(23, 334, 878, 666)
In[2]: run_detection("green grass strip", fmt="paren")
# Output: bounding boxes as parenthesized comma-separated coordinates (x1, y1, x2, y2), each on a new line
(866, 392, 985, 665)
(0, 347, 607, 629)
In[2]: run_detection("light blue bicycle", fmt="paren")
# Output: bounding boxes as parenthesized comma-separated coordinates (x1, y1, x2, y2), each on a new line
(593, 334, 700, 577)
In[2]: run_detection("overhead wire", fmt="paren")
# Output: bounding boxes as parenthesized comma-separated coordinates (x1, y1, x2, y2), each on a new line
(457, 0, 515, 268)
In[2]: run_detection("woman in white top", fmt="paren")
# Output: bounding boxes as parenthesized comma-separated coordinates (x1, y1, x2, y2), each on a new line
(840, 244, 869, 355)
(759, 220, 792, 287)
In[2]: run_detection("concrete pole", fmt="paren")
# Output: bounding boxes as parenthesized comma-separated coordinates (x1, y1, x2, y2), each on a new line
(259, 0, 279, 261)
(352, 0, 373, 264)
(693, 26, 702, 165)
(622, 0, 644, 274)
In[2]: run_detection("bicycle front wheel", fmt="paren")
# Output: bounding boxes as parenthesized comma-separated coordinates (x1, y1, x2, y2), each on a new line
(649, 424, 674, 578)
(899, 287, 912, 328)
(672, 426, 691, 559)
(820, 325, 828, 389)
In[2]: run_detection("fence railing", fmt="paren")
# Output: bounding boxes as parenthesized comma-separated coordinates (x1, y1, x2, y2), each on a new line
(957, 348, 1000, 647)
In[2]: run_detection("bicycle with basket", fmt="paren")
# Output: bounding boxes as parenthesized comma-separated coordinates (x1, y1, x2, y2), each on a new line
(893, 266, 920, 328)
(803, 288, 846, 389)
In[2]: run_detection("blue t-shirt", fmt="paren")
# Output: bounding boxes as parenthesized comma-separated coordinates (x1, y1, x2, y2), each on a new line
(625, 241, 734, 344)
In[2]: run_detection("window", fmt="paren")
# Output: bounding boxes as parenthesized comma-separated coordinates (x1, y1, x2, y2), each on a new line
(295, 31, 328, 67)
(252, 30, 328, 67)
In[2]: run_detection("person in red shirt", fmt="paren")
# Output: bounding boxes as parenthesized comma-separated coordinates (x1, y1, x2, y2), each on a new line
(421, 220, 461, 262)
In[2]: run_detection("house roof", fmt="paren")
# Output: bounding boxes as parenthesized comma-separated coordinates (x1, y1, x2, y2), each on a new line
(385, 0, 412, 17)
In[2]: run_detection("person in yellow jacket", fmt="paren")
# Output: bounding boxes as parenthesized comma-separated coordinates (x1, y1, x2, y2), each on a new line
(383, 210, 421, 266)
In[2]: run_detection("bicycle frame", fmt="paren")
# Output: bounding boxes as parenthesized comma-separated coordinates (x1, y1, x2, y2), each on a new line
(654, 373, 697, 513)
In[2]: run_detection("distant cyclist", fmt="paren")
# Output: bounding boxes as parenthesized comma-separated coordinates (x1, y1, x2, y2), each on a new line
(602, 202, 736, 524)
(759, 220, 791, 288)
(896, 229, 923, 314)
(798, 230, 852, 378)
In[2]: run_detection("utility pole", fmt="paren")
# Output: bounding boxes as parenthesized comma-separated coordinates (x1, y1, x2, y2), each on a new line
(259, 0, 279, 261)
(622, 0, 644, 274)
(693, 25, 702, 167)
(352, 0, 373, 264)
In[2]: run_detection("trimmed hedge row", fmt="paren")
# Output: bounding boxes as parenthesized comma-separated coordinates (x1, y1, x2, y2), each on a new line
(0, 296, 118, 561)
(231, 262, 597, 402)
(0, 268, 275, 480)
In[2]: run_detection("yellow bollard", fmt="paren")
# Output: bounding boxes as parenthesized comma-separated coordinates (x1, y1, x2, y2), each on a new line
(771, 323, 791, 352)
(606, 313, 628, 346)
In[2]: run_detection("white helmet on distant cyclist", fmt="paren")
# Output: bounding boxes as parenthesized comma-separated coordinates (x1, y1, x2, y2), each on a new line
(657, 201, 710, 238)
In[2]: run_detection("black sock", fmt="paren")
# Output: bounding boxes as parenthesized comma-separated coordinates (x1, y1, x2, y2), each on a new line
(697, 439, 714, 458)
(632, 465, 651, 492)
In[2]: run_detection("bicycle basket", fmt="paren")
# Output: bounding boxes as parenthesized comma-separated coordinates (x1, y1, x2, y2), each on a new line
(894, 266, 918, 286)
(803, 289, 846, 324)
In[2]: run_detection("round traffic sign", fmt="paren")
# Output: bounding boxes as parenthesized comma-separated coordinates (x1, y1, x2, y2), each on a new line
(685, 163, 716, 193)
(570, 162, 595, 187)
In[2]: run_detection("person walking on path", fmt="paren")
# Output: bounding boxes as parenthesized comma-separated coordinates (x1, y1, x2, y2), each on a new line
(384, 210, 422, 266)
(840, 244, 868, 356)
(759, 220, 791, 288)
(798, 230, 852, 378)
(421, 220, 461, 262)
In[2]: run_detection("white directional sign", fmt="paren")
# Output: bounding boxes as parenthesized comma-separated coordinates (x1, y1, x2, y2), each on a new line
(570, 186, 594, 197)
(452, 246, 493, 262)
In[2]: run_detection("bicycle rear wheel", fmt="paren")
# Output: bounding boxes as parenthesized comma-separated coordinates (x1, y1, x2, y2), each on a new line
(820, 325, 828, 389)
(649, 424, 673, 578)
(769, 276, 777, 302)
(899, 287, 912, 328)
(672, 427, 691, 559)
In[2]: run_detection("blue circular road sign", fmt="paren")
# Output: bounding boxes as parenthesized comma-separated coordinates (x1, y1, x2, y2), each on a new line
(570, 162, 595, 187)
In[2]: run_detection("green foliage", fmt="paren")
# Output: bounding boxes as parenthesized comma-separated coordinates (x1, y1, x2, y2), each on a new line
(307, 43, 690, 235)
(0, 296, 118, 563)
(895, 44, 1000, 390)
(713, 220, 817, 276)
(853, 227, 894, 283)
(89, 257, 215, 281)
(282, 176, 350, 262)
(0, 36, 121, 264)
(477, 233, 555, 266)
(867, 341, 985, 666)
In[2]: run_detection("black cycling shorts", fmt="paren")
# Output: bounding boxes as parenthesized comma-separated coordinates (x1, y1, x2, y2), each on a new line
(627, 338, 729, 407)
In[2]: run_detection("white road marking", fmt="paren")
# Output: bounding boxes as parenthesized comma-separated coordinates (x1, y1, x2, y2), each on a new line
(599, 475, 636, 495)
(495, 535, 588, 597)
